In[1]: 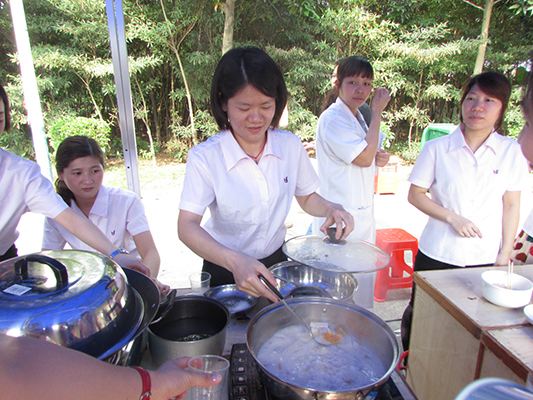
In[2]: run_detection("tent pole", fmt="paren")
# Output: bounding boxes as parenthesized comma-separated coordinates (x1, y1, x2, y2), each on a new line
(105, 0, 141, 196)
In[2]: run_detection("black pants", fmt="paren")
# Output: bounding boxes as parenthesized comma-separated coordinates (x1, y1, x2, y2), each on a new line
(400, 251, 490, 351)
(202, 246, 287, 288)
(0, 244, 18, 262)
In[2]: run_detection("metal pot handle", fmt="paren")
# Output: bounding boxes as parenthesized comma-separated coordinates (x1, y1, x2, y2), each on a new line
(150, 288, 177, 324)
(14, 255, 69, 291)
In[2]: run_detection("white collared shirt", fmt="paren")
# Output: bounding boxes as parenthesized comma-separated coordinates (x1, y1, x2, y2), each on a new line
(314, 97, 386, 243)
(0, 148, 68, 254)
(42, 185, 149, 258)
(179, 128, 320, 259)
(410, 126, 530, 266)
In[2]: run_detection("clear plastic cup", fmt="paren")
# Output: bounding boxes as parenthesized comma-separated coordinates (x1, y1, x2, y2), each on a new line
(189, 272, 211, 294)
(187, 355, 229, 400)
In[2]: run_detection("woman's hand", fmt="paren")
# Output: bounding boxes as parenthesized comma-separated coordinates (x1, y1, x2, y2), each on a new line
(370, 88, 391, 114)
(318, 203, 354, 241)
(178, 210, 279, 302)
(226, 253, 279, 303)
(113, 253, 152, 276)
(408, 184, 483, 239)
(447, 213, 482, 239)
(494, 249, 512, 267)
(375, 149, 390, 168)
(151, 357, 222, 400)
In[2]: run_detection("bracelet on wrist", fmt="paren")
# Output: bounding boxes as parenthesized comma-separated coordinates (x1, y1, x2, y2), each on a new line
(110, 248, 129, 259)
(131, 366, 151, 400)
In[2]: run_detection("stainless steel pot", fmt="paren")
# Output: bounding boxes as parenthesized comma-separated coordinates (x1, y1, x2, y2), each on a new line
(148, 296, 229, 367)
(103, 268, 161, 366)
(269, 261, 357, 301)
(246, 297, 400, 399)
(0, 251, 144, 360)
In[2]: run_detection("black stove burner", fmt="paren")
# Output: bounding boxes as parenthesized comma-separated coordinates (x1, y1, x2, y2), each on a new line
(228, 343, 407, 400)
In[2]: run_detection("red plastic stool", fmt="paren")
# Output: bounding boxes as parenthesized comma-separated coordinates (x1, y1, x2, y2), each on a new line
(374, 228, 418, 302)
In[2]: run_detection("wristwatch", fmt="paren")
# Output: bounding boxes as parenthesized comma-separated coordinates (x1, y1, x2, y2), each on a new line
(131, 366, 151, 400)
(109, 248, 129, 259)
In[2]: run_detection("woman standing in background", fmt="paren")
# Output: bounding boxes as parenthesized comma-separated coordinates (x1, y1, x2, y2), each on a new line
(314, 56, 390, 308)
(401, 71, 530, 351)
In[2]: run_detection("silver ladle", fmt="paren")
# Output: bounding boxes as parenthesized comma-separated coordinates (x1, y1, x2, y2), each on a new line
(259, 275, 332, 346)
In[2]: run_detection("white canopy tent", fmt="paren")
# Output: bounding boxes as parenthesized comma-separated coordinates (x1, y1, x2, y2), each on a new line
(10, 0, 141, 196)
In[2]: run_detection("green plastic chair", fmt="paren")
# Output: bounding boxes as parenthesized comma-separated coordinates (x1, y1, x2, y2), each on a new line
(420, 123, 457, 151)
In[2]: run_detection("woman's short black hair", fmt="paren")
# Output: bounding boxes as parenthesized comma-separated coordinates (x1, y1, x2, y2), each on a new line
(0, 84, 12, 132)
(210, 46, 288, 130)
(459, 71, 511, 133)
(336, 56, 374, 87)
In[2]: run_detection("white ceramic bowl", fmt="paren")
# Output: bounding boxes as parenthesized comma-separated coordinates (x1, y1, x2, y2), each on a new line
(481, 270, 533, 308)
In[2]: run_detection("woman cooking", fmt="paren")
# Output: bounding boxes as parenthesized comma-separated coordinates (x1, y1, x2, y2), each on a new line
(178, 47, 354, 302)
(400, 71, 530, 351)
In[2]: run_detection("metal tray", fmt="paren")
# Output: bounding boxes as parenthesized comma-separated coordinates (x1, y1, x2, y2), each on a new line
(203, 284, 258, 315)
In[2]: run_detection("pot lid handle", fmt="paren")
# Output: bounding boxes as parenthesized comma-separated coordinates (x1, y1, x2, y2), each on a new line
(14, 255, 69, 291)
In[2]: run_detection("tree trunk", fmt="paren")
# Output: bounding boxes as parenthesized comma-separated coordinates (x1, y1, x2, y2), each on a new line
(133, 76, 156, 165)
(160, 0, 197, 136)
(150, 90, 161, 143)
(474, 0, 496, 74)
(221, 0, 236, 55)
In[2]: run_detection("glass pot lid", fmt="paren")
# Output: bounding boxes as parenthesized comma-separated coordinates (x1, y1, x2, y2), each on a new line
(282, 235, 390, 273)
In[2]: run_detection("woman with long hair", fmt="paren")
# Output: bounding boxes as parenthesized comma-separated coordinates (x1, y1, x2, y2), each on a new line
(43, 135, 160, 276)
(0, 85, 151, 279)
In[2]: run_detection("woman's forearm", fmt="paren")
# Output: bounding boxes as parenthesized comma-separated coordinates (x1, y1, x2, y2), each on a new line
(177, 210, 241, 270)
(54, 208, 151, 276)
(133, 231, 161, 277)
(500, 191, 521, 256)
(54, 208, 115, 255)
(0, 335, 142, 400)
(0, 335, 220, 400)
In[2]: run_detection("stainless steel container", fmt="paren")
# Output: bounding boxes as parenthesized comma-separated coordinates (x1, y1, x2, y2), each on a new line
(269, 261, 357, 301)
(0, 251, 144, 360)
(148, 296, 229, 367)
(246, 297, 400, 399)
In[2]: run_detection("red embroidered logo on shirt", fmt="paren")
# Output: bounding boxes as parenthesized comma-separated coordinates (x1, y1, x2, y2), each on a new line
(111, 230, 116, 236)
(493, 170, 499, 174)
(284, 177, 288, 183)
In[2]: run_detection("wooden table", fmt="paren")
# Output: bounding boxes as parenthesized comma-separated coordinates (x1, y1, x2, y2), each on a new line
(405, 265, 533, 400)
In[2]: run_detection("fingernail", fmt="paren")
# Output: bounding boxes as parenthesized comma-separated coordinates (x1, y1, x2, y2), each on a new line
(212, 374, 221, 382)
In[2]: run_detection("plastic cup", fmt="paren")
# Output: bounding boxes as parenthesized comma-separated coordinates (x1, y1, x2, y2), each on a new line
(187, 355, 229, 400)
(189, 272, 211, 294)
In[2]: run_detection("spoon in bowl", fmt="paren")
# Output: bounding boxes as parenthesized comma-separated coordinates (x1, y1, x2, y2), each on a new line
(259, 275, 334, 346)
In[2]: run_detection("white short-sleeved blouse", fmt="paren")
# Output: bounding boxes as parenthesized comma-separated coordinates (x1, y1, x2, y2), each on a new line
(409, 127, 529, 266)
(0, 148, 68, 255)
(179, 128, 320, 259)
(43, 185, 149, 258)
